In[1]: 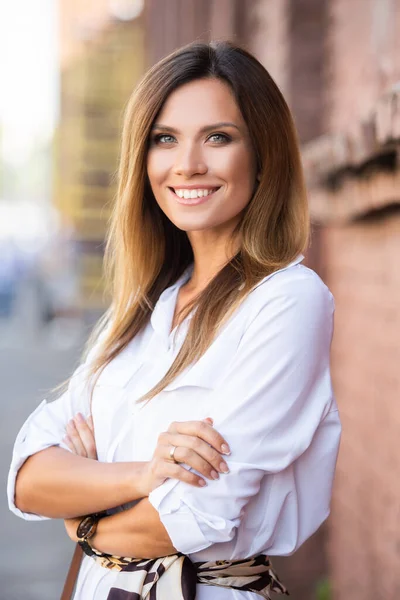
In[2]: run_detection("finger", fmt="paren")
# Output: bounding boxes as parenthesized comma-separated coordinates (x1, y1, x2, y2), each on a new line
(63, 434, 79, 454)
(66, 420, 87, 456)
(168, 445, 220, 481)
(168, 420, 230, 455)
(73, 414, 97, 459)
(162, 433, 229, 477)
(74, 413, 96, 441)
(157, 454, 207, 488)
(87, 415, 95, 434)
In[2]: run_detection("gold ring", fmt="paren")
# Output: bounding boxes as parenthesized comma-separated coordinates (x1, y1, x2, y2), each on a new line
(169, 445, 178, 463)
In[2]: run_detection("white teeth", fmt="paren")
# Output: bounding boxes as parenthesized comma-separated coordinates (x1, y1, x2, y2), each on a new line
(174, 188, 217, 199)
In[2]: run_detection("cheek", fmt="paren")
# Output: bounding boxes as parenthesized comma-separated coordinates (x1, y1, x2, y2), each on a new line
(214, 143, 255, 175)
(218, 148, 257, 197)
(147, 151, 171, 187)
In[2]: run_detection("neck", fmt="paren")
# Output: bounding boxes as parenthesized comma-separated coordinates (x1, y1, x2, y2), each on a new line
(185, 227, 240, 293)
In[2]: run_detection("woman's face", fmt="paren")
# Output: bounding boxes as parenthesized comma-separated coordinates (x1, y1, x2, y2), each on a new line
(146, 78, 258, 233)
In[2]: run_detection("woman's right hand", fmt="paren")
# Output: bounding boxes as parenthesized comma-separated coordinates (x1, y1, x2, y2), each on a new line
(141, 417, 231, 495)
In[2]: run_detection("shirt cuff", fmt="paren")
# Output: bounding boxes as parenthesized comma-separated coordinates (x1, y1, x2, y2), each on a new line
(149, 481, 211, 554)
(148, 476, 238, 554)
(7, 400, 62, 521)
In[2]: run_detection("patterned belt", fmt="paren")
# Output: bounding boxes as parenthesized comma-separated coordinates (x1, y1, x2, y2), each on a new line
(81, 543, 289, 599)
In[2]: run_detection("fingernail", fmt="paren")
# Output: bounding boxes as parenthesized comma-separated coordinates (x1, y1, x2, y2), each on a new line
(204, 418, 213, 424)
(75, 413, 84, 423)
(210, 470, 219, 480)
(67, 420, 75, 429)
(198, 479, 207, 487)
(220, 462, 229, 473)
(221, 444, 230, 455)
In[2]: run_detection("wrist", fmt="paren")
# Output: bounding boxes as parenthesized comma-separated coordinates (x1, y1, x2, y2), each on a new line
(64, 517, 81, 542)
(75, 511, 107, 554)
(125, 461, 149, 499)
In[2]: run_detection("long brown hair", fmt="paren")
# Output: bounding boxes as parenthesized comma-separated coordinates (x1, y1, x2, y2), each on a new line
(82, 40, 309, 403)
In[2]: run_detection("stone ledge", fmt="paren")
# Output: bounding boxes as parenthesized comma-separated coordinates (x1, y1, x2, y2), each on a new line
(309, 169, 400, 225)
(302, 82, 400, 223)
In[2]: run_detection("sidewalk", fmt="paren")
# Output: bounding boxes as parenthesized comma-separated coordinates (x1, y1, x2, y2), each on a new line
(0, 317, 86, 598)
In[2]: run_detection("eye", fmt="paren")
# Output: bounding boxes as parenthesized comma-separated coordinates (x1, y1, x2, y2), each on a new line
(152, 133, 176, 145)
(207, 133, 231, 144)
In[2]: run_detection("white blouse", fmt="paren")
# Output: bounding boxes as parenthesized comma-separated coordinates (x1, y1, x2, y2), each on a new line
(8, 255, 341, 599)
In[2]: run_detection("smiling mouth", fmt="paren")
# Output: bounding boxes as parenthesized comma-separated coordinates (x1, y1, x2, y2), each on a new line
(169, 187, 221, 200)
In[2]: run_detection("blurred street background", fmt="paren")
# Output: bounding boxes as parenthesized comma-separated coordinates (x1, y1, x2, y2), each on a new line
(1, 0, 400, 599)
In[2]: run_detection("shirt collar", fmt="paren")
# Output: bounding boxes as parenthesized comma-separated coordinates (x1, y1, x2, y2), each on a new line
(288, 253, 305, 268)
(149, 254, 304, 341)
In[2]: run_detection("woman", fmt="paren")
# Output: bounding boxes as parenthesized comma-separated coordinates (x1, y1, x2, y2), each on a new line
(8, 41, 341, 599)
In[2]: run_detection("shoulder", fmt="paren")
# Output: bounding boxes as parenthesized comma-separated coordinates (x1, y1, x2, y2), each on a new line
(241, 264, 334, 330)
(253, 263, 333, 304)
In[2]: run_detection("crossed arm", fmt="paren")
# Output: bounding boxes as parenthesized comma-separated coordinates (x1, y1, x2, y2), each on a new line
(14, 413, 229, 559)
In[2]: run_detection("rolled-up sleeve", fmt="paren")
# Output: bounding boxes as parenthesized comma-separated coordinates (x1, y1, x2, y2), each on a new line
(7, 360, 93, 520)
(149, 271, 340, 554)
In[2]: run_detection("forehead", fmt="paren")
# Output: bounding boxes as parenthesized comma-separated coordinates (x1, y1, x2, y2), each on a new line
(156, 78, 245, 128)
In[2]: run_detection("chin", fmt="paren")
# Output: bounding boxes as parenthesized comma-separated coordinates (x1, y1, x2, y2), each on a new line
(167, 214, 214, 232)
(176, 221, 218, 233)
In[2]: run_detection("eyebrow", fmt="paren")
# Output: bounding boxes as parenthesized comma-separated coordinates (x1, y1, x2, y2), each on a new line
(151, 122, 241, 134)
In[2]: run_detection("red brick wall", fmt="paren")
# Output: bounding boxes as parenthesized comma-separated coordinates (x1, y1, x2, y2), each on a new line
(321, 209, 400, 599)
(312, 2, 400, 596)
(285, 1, 400, 596)
(328, 0, 400, 134)
(248, 0, 290, 98)
(287, 0, 330, 142)
(248, 2, 333, 597)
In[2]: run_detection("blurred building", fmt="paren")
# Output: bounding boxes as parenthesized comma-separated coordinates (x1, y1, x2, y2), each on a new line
(55, 0, 400, 598)
(57, 0, 145, 314)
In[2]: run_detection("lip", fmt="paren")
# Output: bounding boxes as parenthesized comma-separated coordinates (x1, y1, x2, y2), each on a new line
(170, 184, 222, 190)
(168, 186, 221, 206)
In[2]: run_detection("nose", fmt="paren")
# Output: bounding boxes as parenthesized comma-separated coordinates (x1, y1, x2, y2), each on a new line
(173, 143, 208, 178)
